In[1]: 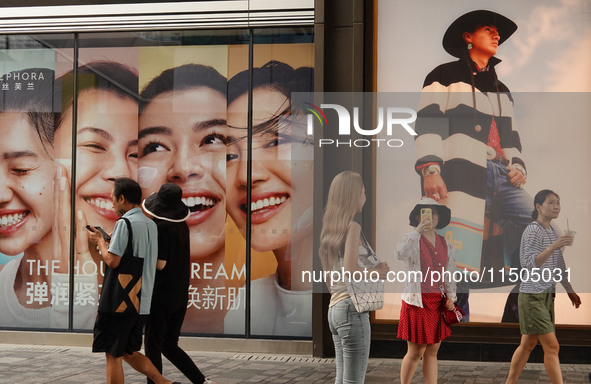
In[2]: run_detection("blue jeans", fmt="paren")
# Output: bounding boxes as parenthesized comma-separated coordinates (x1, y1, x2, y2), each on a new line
(457, 161, 533, 321)
(328, 297, 370, 384)
(485, 160, 533, 227)
(485, 160, 533, 272)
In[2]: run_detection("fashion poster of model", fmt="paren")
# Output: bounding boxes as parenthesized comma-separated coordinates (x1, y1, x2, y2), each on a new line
(0, 49, 68, 329)
(224, 42, 315, 337)
(375, 0, 590, 324)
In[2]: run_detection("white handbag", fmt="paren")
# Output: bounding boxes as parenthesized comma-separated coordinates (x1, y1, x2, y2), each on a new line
(346, 230, 385, 313)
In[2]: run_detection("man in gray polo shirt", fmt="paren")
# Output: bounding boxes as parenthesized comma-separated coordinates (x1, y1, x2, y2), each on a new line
(88, 178, 178, 384)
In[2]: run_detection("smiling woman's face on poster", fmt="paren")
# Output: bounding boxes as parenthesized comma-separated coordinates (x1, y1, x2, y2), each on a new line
(226, 86, 314, 253)
(0, 66, 68, 329)
(137, 61, 231, 334)
(0, 112, 55, 256)
(226, 87, 295, 252)
(55, 88, 139, 232)
(54, 61, 139, 236)
(138, 69, 228, 261)
(223, 58, 315, 337)
(0, 67, 56, 258)
(51, 62, 139, 316)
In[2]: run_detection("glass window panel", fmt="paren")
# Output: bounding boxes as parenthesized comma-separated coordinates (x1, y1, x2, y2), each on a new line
(226, 27, 314, 337)
(0, 33, 75, 330)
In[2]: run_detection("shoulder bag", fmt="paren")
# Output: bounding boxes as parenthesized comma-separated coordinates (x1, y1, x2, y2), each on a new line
(98, 217, 144, 315)
(346, 230, 385, 313)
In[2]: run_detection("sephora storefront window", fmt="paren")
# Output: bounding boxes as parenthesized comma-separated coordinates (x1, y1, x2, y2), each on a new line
(0, 28, 314, 338)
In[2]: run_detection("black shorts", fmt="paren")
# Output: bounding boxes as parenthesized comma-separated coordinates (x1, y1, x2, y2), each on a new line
(92, 313, 146, 357)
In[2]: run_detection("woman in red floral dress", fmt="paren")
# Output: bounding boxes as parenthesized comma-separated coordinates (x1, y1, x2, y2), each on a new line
(395, 198, 457, 384)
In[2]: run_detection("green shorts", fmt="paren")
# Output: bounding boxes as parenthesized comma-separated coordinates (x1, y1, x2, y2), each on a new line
(518, 290, 555, 335)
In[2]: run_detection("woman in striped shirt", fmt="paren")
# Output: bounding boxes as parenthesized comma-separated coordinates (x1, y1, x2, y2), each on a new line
(505, 189, 581, 384)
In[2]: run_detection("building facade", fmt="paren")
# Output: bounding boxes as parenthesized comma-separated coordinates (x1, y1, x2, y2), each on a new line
(0, 0, 589, 362)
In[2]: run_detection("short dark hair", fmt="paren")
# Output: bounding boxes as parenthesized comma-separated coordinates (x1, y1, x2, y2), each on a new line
(532, 189, 559, 220)
(113, 177, 142, 205)
(139, 64, 227, 114)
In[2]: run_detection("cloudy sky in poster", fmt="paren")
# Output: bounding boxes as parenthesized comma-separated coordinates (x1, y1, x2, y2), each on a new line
(378, 0, 591, 92)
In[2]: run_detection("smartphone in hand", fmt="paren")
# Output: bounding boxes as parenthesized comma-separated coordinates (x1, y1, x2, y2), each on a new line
(420, 208, 432, 222)
(86, 225, 111, 242)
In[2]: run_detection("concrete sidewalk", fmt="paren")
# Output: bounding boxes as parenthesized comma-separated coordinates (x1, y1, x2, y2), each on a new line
(1, 343, 590, 383)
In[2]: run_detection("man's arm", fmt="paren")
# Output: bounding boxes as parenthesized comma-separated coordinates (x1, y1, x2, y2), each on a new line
(414, 65, 454, 200)
(87, 230, 122, 269)
(415, 89, 449, 200)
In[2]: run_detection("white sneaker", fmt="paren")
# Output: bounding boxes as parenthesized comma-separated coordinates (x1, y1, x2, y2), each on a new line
(204, 378, 217, 384)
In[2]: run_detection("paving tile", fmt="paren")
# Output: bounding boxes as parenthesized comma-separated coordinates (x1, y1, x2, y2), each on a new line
(0, 344, 590, 383)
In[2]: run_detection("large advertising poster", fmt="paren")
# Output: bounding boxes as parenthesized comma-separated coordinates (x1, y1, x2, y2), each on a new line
(375, 0, 591, 325)
(54, 47, 140, 329)
(0, 48, 73, 329)
(224, 42, 315, 337)
(137, 44, 242, 334)
(0, 32, 314, 337)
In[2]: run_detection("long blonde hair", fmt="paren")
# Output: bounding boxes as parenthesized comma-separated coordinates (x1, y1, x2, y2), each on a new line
(319, 171, 364, 270)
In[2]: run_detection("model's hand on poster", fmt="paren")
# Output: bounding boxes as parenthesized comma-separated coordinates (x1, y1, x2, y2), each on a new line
(506, 165, 526, 188)
(53, 163, 93, 275)
(75, 209, 92, 264)
(423, 174, 448, 201)
(54, 163, 71, 275)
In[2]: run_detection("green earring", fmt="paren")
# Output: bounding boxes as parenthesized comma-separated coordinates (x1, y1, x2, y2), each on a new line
(467, 43, 473, 50)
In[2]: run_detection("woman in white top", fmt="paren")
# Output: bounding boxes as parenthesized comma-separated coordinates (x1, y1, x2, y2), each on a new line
(505, 189, 581, 384)
(319, 171, 389, 384)
(395, 198, 456, 384)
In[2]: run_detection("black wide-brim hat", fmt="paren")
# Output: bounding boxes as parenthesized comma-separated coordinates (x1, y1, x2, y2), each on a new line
(142, 183, 190, 222)
(443, 10, 517, 58)
(409, 198, 451, 229)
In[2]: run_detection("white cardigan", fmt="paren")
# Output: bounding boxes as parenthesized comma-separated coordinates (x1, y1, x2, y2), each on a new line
(395, 231, 457, 308)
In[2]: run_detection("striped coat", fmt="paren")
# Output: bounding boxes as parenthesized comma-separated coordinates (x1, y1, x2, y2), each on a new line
(414, 57, 525, 273)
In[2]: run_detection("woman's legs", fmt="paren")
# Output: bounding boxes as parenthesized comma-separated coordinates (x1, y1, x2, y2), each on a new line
(328, 300, 370, 384)
(400, 341, 427, 384)
(328, 305, 344, 384)
(145, 310, 166, 384)
(422, 342, 441, 384)
(538, 332, 562, 384)
(505, 334, 539, 384)
(162, 308, 206, 384)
